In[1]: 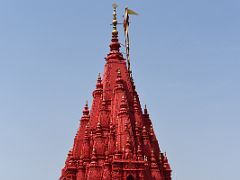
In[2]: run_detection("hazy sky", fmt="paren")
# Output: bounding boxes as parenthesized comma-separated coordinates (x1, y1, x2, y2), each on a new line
(0, 0, 239, 179)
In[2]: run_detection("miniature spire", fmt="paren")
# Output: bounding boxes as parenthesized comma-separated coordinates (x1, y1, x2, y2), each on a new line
(96, 73, 103, 90)
(115, 69, 124, 90)
(144, 104, 148, 115)
(90, 148, 97, 165)
(81, 122, 90, 160)
(163, 152, 172, 175)
(84, 123, 90, 139)
(124, 136, 133, 159)
(81, 101, 90, 122)
(78, 155, 84, 167)
(95, 120, 102, 136)
(93, 73, 103, 97)
(143, 104, 150, 121)
(133, 95, 139, 111)
(101, 98, 107, 110)
(82, 101, 89, 115)
(150, 124, 154, 136)
(114, 141, 122, 160)
(97, 73, 101, 83)
(102, 151, 111, 180)
(142, 126, 148, 137)
(119, 95, 128, 114)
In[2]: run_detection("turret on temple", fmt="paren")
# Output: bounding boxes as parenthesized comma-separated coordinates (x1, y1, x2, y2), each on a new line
(60, 5, 172, 180)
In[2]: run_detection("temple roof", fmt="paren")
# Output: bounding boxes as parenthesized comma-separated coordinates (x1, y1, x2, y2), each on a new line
(60, 4, 171, 180)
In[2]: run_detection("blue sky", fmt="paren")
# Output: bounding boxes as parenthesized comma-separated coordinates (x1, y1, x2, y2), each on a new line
(0, 0, 239, 179)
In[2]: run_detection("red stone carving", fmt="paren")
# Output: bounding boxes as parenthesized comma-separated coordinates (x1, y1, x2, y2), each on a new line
(60, 10, 172, 180)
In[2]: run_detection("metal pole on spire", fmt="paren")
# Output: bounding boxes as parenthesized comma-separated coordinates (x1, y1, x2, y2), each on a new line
(109, 3, 121, 52)
(123, 7, 138, 72)
(112, 3, 118, 35)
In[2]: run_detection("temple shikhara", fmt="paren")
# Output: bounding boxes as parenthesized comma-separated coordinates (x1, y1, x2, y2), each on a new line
(60, 5, 172, 180)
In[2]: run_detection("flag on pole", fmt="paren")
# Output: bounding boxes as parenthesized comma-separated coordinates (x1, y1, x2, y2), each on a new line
(123, 8, 138, 71)
(124, 8, 138, 39)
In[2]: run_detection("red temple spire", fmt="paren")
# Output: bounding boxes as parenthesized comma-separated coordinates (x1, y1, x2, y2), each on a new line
(60, 4, 172, 180)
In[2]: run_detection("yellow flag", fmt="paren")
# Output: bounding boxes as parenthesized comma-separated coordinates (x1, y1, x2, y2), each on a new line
(126, 9, 138, 16)
(124, 8, 138, 34)
(123, 7, 138, 71)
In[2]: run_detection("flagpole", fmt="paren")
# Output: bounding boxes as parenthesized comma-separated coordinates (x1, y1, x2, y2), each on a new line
(126, 32, 131, 73)
(124, 8, 131, 72)
(124, 7, 138, 73)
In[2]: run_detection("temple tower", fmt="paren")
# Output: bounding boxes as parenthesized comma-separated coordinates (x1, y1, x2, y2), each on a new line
(60, 5, 172, 180)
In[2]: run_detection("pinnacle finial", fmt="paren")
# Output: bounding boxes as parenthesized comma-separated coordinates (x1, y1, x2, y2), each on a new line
(96, 73, 103, 90)
(82, 100, 89, 117)
(112, 3, 118, 35)
(109, 3, 120, 52)
(144, 104, 149, 115)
